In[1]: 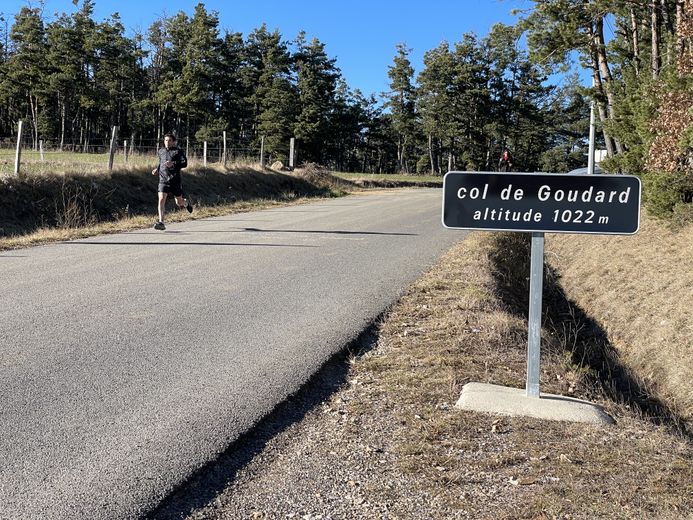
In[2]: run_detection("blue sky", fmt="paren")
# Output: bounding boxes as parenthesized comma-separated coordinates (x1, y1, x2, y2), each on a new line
(1, 0, 582, 98)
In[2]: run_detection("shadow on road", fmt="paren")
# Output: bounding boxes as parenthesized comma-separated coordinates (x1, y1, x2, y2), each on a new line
(240, 227, 417, 236)
(61, 241, 318, 248)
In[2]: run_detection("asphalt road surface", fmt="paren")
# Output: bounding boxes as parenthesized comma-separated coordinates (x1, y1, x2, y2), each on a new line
(0, 188, 467, 519)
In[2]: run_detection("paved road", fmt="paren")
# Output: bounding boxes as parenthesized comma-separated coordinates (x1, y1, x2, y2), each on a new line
(0, 188, 467, 519)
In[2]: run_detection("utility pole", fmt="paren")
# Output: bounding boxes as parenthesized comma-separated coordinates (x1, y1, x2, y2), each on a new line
(588, 79, 596, 175)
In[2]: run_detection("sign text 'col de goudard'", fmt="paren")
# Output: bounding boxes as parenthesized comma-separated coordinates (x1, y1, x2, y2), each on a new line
(442, 171, 642, 235)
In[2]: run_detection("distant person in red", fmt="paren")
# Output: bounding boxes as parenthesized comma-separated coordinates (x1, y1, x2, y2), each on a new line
(498, 148, 513, 172)
(151, 133, 192, 230)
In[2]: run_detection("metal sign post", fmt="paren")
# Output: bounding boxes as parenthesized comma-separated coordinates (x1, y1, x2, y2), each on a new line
(526, 232, 544, 397)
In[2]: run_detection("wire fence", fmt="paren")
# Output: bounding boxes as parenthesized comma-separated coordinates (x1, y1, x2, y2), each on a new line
(0, 132, 267, 176)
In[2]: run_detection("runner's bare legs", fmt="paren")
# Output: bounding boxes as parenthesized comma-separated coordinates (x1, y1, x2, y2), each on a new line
(158, 192, 168, 223)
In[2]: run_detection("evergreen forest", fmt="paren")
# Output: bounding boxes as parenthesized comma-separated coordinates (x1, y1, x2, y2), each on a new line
(0, 0, 691, 219)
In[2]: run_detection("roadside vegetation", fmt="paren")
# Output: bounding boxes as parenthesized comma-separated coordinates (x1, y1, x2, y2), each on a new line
(2, 2, 692, 224)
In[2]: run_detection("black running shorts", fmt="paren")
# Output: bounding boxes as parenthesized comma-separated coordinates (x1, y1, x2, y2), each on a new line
(158, 178, 183, 197)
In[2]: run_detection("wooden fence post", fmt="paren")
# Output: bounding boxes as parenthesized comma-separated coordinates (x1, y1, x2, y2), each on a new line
(14, 120, 23, 176)
(223, 130, 227, 167)
(108, 126, 119, 172)
(260, 136, 265, 168)
(203, 141, 208, 166)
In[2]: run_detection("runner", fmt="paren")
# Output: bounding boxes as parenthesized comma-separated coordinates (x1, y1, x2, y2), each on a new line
(151, 133, 192, 230)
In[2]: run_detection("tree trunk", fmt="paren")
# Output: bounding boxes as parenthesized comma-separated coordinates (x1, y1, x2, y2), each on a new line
(591, 66, 616, 158)
(156, 105, 162, 145)
(29, 93, 39, 150)
(485, 138, 492, 170)
(630, 7, 641, 76)
(402, 136, 410, 173)
(652, 0, 661, 78)
(662, 0, 675, 67)
(448, 137, 454, 172)
(676, 0, 685, 64)
(428, 134, 435, 174)
(662, 0, 674, 34)
(594, 17, 624, 154)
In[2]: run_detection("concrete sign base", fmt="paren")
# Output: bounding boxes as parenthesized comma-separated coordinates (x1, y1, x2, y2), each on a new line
(455, 382, 614, 425)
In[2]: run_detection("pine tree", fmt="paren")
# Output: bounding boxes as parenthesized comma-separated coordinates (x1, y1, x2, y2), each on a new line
(90, 14, 139, 139)
(244, 25, 297, 162)
(72, 0, 99, 151)
(293, 32, 339, 164)
(326, 80, 366, 171)
(178, 3, 224, 142)
(484, 23, 554, 171)
(149, 11, 190, 140)
(217, 30, 248, 141)
(1, 7, 49, 148)
(45, 13, 81, 149)
(539, 74, 591, 173)
(417, 42, 457, 174)
(451, 33, 492, 170)
(522, 0, 623, 156)
(383, 44, 418, 173)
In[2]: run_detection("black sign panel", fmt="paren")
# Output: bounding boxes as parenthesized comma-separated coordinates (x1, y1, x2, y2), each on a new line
(442, 171, 641, 234)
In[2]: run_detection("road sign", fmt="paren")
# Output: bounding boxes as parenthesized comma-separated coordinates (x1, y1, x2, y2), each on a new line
(443, 170, 642, 403)
(442, 171, 641, 235)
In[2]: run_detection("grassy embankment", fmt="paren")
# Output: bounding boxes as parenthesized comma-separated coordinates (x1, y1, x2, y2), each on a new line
(0, 153, 441, 250)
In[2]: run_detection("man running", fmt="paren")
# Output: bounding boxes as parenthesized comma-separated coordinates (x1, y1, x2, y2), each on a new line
(151, 133, 192, 230)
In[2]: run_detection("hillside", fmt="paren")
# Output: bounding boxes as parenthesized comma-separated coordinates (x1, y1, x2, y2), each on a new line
(0, 165, 440, 250)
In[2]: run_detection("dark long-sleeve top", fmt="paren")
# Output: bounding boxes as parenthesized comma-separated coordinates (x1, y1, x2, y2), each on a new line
(155, 146, 188, 182)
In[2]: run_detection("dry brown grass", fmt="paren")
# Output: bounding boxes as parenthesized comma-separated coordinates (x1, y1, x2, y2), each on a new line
(0, 197, 322, 251)
(545, 215, 693, 425)
(344, 230, 692, 518)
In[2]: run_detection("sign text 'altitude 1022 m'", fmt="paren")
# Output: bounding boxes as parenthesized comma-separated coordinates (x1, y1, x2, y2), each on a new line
(442, 172, 641, 235)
